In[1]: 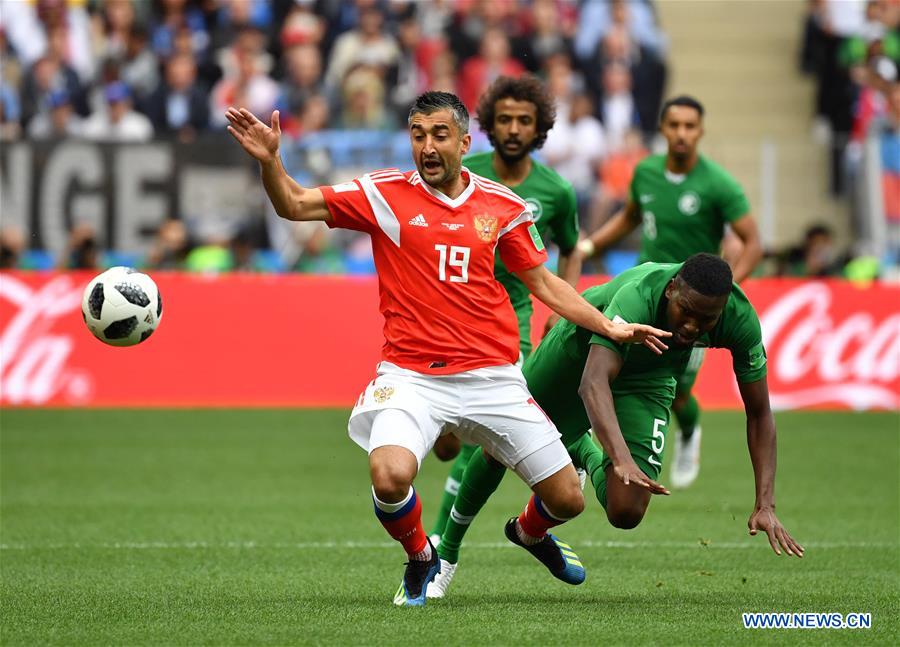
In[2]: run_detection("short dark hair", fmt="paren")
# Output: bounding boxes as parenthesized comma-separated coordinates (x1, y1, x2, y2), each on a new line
(408, 91, 469, 134)
(678, 253, 733, 297)
(659, 95, 705, 124)
(476, 75, 556, 151)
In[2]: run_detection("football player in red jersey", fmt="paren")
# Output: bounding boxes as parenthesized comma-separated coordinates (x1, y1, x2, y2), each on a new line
(226, 93, 669, 606)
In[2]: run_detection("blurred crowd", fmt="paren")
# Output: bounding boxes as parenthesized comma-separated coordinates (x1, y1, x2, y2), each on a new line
(1, 0, 893, 281)
(0, 0, 668, 143)
(800, 0, 900, 281)
(0, 0, 673, 273)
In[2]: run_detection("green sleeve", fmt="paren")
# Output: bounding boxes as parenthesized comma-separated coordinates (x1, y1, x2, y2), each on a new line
(551, 182, 580, 254)
(589, 282, 652, 357)
(724, 305, 768, 383)
(719, 173, 751, 223)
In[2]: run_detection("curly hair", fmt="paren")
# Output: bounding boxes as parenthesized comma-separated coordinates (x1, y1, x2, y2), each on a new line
(678, 253, 733, 297)
(475, 75, 556, 151)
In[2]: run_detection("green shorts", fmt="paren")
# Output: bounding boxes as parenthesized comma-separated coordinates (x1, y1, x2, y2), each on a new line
(515, 302, 533, 360)
(675, 347, 706, 395)
(562, 393, 671, 481)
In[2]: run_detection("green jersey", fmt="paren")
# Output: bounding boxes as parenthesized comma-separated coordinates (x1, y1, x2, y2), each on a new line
(464, 151, 579, 311)
(630, 154, 751, 264)
(523, 262, 767, 435)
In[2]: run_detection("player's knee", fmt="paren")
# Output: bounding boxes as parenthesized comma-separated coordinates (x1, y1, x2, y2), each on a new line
(370, 462, 413, 502)
(606, 505, 646, 530)
(432, 434, 461, 462)
(544, 485, 585, 520)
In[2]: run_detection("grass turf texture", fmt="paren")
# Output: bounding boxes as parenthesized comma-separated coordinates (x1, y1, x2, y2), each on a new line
(1, 409, 897, 646)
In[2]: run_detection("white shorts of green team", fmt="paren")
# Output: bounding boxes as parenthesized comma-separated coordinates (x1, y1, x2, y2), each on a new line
(349, 361, 571, 486)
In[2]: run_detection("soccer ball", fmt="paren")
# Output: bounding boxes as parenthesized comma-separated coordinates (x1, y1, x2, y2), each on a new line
(81, 267, 163, 347)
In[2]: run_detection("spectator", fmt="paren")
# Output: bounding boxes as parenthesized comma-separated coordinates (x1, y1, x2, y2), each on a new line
(588, 127, 648, 232)
(427, 48, 457, 95)
(214, 25, 272, 86)
(148, 0, 209, 60)
(141, 52, 210, 139)
(515, 0, 574, 73)
(598, 61, 641, 152)
(587, 24, 666, 136)
(336, 64, 393, 131)
(119, 26, 161, 104)
(277, 3, 326, 53)
(778, 224, 843, 277)
(324, 4, 399, 91)
(386, 11, 434, 124)
(20, 50, 87, 127)
(27, 89, 83, 138)
(446, 0, 518, 66)
(276, 43, 328, 122)
(35, 0, 95, 83)
(82, 81, 154, 141)
(207, 0, 273, 57)
(0, 80, 22, 140)
(209, 35, 279, 128)
(60, 224, 101, 270)
(542, 91, 607, 212)
(93, 0, 138, 62)
(575, 0, 666, 63)
(457, 27, 525, 111)
(146, 218, 191, 270)
(0, 227, 25, 269)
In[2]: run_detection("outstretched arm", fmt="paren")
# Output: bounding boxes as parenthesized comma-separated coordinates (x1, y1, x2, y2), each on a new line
(515, 264, 670, 354)
(578, 345, 669, 493)
(728, 215, 763, 283)
(574, 199, 642, 261)
(225, 108, 331, 223)
(738, 376, 804, 557)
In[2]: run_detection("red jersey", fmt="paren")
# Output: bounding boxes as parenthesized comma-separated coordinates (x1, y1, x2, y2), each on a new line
(320, 168, 547, 374)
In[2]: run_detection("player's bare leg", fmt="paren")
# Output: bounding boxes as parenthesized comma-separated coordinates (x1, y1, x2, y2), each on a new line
(369, 437, 440, 606)
(603, 464, 652, 529)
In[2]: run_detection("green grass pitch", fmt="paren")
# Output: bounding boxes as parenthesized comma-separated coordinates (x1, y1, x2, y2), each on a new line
(1, 409, 898, 645)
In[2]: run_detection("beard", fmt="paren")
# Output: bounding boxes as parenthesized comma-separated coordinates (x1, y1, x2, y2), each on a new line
(495, 139, 532, 164)
(419, 156, 460, 189)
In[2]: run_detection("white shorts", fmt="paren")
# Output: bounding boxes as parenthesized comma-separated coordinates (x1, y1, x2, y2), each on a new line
(348, 361, 570, 486)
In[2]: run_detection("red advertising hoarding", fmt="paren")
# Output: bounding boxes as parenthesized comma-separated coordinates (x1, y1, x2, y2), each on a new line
(1, 271, 898, 410)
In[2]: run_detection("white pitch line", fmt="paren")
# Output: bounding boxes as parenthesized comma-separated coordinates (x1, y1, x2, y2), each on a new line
(0, 540, 895, 551)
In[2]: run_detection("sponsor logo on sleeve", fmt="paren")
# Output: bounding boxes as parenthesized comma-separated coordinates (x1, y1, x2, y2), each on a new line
(331, 181, 359, 193)
(528, 223, 545, 251)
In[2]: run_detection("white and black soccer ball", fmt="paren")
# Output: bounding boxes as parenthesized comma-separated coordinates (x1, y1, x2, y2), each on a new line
(81, 267, 162, 347)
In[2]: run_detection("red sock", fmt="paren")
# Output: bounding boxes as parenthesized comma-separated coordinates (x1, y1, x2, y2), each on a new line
(373, 487, 428, 557)
(517, 495, 565, 539)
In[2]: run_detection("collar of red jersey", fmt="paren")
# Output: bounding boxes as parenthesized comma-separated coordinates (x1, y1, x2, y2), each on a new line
(414, 166, 476, 209)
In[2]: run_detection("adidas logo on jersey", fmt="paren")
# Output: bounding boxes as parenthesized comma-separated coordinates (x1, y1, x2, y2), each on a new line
(408, 214, 429, 227)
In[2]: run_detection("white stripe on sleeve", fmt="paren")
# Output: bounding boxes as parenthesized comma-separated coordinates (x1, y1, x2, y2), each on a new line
(360, 173, 401, 247)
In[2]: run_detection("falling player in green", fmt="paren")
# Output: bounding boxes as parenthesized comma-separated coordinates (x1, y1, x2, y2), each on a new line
(427, 76, 581, 543)
(576, 95, 763, 489)
(428, 254, 803, 597)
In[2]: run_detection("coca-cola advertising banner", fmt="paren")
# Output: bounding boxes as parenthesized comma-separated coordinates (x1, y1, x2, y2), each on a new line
(1, 272, 898, 410)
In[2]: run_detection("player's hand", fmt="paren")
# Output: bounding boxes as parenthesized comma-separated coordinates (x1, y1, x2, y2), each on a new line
(542, 313, 561, 338)
(606, 322, 671, 355)
(226, 107, 281, 163)
(613, 461, 670, 495)
(748, 505, 804, 557)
